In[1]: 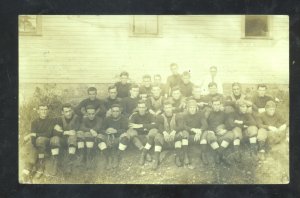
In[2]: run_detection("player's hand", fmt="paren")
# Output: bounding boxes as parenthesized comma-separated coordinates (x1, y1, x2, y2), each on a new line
(54, 125, 63, 132)
(163, 131, 170, 142)
(169, 130, 176, 141)
(90, 129, 98, 137)
(23, 133, 36, 142)
(63, 130, 70, 135)
(217, 129, 227, 136)
(129, 123, 143, 129)
(106, 128, 117, 134)
(268, 126, 278, 132)
(155, 110, 162, 115)
(258, 108, 266, 113)
(234, 120, 243, 125)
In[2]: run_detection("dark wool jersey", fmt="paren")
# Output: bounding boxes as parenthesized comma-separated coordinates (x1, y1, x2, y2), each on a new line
(257, 112, 286, 129)
(101, 115, 129, 137)
(188, 96, 210, 110)
(166, 74, 182, 93)
(169, 97, 186, 113)
(75, 98, 106, 117)
(182, 112, 208, 132)
(207, 111, 227, 131)
(55, 114, 81, 132)
(179, 82, 194, 97)
(103, 97, 122, 111)
(79, 116, 103, 132)
(202, 93, 224, 104)
(147, 96, 164, 112)
(115, 82, 131, 98)
(140, 85, 152, 97)
(226, 111, 257, 130)
(31, 117, 56, 138)
(156, 113, 183, 133)
(129, 112, 157, 134)
(121, 97, 139, 116)
(252, 95, 274, 109)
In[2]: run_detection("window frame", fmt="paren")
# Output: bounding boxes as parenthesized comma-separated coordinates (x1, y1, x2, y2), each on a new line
(129, 15, 162, 37)
(241, 15, 273, 40)
(19, 15, 42, 36)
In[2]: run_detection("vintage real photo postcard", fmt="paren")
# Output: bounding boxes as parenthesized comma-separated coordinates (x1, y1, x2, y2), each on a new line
(18, 15, 289, 184)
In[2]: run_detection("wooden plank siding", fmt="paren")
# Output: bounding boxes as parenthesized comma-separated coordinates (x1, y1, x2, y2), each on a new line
(19, 15, 289, 85)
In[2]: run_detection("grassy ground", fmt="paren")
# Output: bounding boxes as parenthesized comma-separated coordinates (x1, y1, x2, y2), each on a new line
(19, 83, 289, 184)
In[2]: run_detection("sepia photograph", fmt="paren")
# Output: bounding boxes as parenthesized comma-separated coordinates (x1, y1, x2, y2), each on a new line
(18, 15, 289, 184)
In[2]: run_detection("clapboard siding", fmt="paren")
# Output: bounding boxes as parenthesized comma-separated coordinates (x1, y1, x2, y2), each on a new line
(19, 15, 289, 84)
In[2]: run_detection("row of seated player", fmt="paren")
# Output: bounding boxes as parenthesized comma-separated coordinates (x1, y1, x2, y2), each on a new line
(21, 85, 287, 183)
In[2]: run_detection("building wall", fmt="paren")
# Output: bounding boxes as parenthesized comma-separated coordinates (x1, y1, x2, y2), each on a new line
(19, 15, 289, 85)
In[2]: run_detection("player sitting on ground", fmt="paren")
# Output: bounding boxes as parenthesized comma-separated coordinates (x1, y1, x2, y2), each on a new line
(226, 100, 259, 163)
(256, 101, 287, 161)
(53, 103, 81, 175)
(77, 105, 103, 171)
(151, 101, 185, 170)
(200, 97, 234, 165)
(98, 104, 129, 169)
(181, 99, 208, 168)
(22, 103, 58, 183)
(127, 100, 159, 166)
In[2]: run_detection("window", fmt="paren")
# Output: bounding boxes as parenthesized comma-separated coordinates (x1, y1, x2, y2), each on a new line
(19, 15, 42, 36)
(243, 15, 271, 39)
(130, 16, 160, 36)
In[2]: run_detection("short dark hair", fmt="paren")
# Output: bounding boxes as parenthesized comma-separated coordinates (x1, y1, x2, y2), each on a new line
(137, 100, 147, 106)
(38, 103, 48, 109)
(163, 100, 173, 107)
(171, 86, 181, 93)
(130, 84, 139, 90)
(61, 103, 73, 111)
(257, 84, 267, 89)
(152, 84, 161, 89)
(108, 85, 117, 92)
(120, 71, 129, 77)
(182, 71, 191, 77)
(208, 82, 218, 88)
(111, 104, 121, 109)
(87, 87, 97, 93)
(232, 82, 241, 88)
(143, 75, 151, 80)
(86, 105, 96, 111)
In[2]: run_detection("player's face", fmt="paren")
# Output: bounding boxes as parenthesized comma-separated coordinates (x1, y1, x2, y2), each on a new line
(130, 88, 139, 98)
(210, 68, 217, 77)
(257, 87, 266, 97)
(182, 75, 190, 84)
(139, 94, 148, 101)
(137, 104, 147, 115)
(120, 75, 128, 84)
(170, 65, 178, 75)
(192, 88, 202, 99)
(108, 88, 117, 99)
(163, 104, 173, 116)
(154, 76, 161, 84)
(152, 87, 161, 98)
(212, 101, 222, 112)
(208, 85, 218, 95)
(143, 78, 151, 87)
(188, 106, 197, 115)
(38, 106, 48, 119)
(86, 109, 96, 120)
(88, 91, 97, 101)
(172, 90, 181, 100)
(266, 107, 276, 116)
(232, 85, 241, 96)
(239, 104, 247, 114)
(62, 107, 73, 119)
(111, 107, 121, 118)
